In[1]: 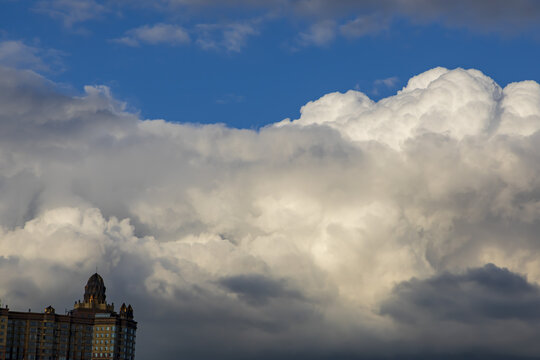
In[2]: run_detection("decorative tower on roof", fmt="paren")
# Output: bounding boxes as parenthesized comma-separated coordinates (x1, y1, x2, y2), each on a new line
(119, 303, 134, 320)
(73, 272, 114, 314)
(84, 273, 107, 304)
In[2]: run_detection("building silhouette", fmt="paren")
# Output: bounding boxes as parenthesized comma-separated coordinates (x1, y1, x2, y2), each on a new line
(0, 273, 136, 360)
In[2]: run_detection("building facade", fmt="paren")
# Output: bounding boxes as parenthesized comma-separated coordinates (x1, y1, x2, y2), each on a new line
(0, 274, 136, 360)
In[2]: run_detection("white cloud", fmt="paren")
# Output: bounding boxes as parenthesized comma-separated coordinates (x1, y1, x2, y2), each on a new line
(114, 23, 190, 47)
(0, 40, 64, 72)
(35, 0, 108, 27)
(339, 14, 389, 38)
(296, 20, 336, 47)
(114, 22, 258, 51)
(2, 65, 540, 358)
(283, 67, 504, 149)
(374, 76, 399, 88)
(195, 22, 259, 52)
(370, 76, 400, 95)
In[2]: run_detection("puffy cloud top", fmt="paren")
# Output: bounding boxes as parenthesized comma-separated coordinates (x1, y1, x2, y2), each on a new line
(283, 67, 521, 148)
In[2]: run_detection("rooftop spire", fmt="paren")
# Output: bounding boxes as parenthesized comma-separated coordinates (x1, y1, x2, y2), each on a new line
(83, 273, 106, 304)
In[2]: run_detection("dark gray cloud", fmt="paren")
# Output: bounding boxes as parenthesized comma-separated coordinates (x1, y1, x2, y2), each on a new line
(381, 263, 540, 323)
(396, 0, 540, 28)
(379, 264, 540, 358)
(291, 0, 540, 26)
(289, 0, 540, 40)
(218, 274, 304, 305)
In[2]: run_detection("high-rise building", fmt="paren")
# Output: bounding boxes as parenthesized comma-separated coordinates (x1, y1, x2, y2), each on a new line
(0, 273, 137, 360)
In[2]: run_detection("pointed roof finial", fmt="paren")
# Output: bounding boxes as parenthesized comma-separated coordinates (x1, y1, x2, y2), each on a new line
(84, 273, 106, 304)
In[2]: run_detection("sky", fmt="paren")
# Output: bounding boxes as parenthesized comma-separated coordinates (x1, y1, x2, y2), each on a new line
(2, 1, 540, 359)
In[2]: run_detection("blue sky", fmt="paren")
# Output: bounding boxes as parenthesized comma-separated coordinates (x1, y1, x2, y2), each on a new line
(2, 0, 540, 128)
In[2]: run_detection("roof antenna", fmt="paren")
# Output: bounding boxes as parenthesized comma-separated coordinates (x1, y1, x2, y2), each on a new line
(96, 265, 98, 274)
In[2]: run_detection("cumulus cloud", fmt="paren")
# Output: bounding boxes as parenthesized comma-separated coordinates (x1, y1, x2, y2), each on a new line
(113, 23, 190, 47)
(2, 65, 540, 359)
(281, 68, 507, 147)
